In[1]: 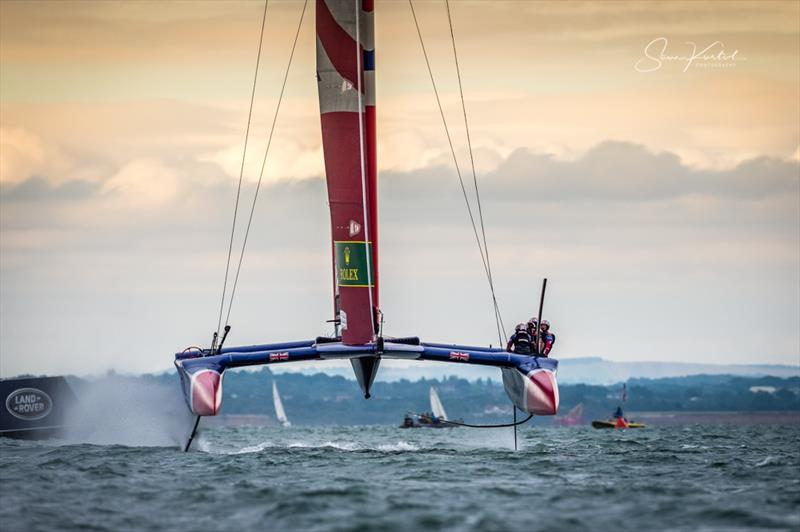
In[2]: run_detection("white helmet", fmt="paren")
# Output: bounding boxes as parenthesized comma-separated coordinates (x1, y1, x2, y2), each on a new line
(515, 323, 527, 332)
(540, 319, 550, 329)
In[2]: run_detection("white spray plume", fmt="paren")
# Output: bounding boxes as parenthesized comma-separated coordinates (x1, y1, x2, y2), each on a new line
(64, 374, 194, 448)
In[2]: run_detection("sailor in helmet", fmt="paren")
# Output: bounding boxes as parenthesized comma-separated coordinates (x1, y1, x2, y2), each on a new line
(538, 319, 556, 356)
(506, 323, 533, 355)
(526, 317, 538, 339)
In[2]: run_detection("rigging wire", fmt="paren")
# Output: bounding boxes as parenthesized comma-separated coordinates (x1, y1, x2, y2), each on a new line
(215, 0, 269, 339)
(408, 0, 505, 345)
(355, 2, 376, 333)
(223, 0, 309, 327)
(444, 0, 505, 339)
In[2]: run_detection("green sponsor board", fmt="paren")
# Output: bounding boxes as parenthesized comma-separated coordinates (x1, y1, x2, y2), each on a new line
(334, 241, 374, 287)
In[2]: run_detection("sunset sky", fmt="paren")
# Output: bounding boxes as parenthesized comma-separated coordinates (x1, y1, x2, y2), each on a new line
(1, 0, 798, 377)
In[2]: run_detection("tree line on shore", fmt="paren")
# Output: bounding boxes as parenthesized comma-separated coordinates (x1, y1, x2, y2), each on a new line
(95, 369, 798, 426)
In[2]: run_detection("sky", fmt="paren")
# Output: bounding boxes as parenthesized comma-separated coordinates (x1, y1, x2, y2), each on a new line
(1, 0, 798, 377)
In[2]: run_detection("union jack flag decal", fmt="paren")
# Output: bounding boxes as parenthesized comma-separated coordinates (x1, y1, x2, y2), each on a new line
(269, 352, 289, 362)
(449, 352, 470, 362)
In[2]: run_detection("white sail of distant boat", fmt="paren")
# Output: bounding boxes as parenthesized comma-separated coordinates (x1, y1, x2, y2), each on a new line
(429, 387, 448, 421)
(272, 382, 291, 428)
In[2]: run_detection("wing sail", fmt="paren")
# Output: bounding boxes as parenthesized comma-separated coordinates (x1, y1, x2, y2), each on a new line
(317, 0, 378, 345)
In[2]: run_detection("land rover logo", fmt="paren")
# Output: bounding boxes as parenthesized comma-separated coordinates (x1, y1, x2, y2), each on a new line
(5, 388, 52, 421)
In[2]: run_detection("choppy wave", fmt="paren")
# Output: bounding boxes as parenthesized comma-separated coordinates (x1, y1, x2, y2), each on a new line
(754, 455, 781, 467)
(197, 437, 423, 456)
(1, 425, 798, 531)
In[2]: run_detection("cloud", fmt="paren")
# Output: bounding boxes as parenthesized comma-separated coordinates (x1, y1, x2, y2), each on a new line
(1, 175, 97, 201)
(1, 127, 65, 186)
(2, 0, 797, 379)
(3, 0, 798, 178)
(100, 158, 185, 209)
(482, 141, 799, 201)
(0, 142, 797, 378)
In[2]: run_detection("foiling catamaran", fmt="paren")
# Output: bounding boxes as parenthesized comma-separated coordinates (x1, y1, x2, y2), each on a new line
(175, 0, 559, 450)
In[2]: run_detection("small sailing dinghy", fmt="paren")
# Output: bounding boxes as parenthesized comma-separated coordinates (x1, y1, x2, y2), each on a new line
(272, 382, 291, 428)
(175, 0, 559, 449)
(400, 386, 463, 428)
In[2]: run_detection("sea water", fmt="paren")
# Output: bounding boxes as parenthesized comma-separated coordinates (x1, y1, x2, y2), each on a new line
(1, 425, 798, 531)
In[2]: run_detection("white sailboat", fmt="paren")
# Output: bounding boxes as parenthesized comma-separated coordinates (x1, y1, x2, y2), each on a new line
(272, 382, 291, 428)
(429, 386, 448, 422)
(400, 386, 462, 428)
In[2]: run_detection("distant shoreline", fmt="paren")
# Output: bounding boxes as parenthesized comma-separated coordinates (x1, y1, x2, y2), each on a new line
(629, 411, 800, 426)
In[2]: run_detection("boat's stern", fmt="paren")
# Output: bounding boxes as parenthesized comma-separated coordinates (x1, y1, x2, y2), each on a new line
(501, 357, 559, 415)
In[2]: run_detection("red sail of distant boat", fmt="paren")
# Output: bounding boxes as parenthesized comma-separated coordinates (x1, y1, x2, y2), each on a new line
(316, 0, 378, 345)
(553, 402, 584, 427)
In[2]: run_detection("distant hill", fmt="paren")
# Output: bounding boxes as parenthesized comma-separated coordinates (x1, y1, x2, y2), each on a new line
(271, 357, 800, 385)
(556, 357, 800, 384)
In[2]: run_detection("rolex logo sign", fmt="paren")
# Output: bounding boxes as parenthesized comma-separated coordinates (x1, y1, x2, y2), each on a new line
(335, 241, 373, 287)
(6, 388, 53, 421)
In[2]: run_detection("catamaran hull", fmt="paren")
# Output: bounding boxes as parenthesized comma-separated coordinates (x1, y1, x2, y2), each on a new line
(175, 340, 558, 418)
(501, 366, 559, 416)
(175, 362, 224, 417)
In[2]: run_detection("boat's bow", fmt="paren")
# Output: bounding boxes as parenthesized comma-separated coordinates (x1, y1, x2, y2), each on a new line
(175, 356, 225, 417)
(500, 360, 559, 416)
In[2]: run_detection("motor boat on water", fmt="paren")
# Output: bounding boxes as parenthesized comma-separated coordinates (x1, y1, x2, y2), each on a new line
(399, 387, 463, 428)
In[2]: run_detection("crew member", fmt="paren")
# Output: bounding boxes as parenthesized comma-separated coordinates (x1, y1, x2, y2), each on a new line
(526, 317, 538, 339)
(538, 319, 556, 356)
(506, 323, 533, 355)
